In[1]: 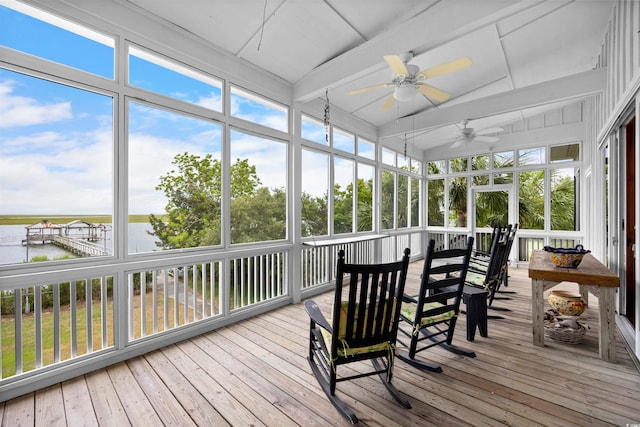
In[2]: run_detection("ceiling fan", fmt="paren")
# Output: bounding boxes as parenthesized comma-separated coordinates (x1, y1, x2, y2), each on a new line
(347, 52, 472, 112)
(450, 120, 503, 148)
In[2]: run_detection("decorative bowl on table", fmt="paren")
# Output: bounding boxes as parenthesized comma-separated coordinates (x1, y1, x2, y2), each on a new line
(547, 290, 586, 316)
(543, 245, 590, 268)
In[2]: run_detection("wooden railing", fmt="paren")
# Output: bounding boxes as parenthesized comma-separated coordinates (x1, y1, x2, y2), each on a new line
(51, 235, 110, 257)
(0, 231, 425, 400)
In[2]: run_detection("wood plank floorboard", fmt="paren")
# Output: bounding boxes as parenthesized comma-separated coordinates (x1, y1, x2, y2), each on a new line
(1, 264, 639, 426)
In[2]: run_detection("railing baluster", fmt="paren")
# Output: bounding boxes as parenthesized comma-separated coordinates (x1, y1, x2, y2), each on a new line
(70, 281, 77, 358)
(128, 274, 134, 339)
(101, 277, 107, 349)
(199, 263, 205, 319)
(35, 286, 42, 368)
(152, 270, 158, 334)
(183, 265, 189, 324)
(173, 267, 179, 326)
(140, 271, 146, 337)
(192, 264, 198, 321)
(15, 288, 22, 374)
(163, 269, 169, 331)
(53, 283, 60, 363)
(86, 277, 92, 352)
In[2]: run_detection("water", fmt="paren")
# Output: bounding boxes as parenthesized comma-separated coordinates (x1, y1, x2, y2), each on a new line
(0, 223, 158, 265)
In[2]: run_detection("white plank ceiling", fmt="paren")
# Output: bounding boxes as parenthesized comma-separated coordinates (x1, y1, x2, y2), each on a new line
(125, 0, 614, 151)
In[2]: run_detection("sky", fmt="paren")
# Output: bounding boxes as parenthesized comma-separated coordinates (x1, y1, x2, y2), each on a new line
(0, 1, 331, 217)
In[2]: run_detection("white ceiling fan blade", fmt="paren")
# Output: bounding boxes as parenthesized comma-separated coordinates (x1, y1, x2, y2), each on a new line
(451, 138, 467, 148)
(474, 135, 499, 143)
(417, 83, 449, 102)
(419, 56, 472, 79)
(380, 93, 396, 112)
(476, 127, 504, 135)
(384, 55, 409, 76)
(347, 83, 393, 95)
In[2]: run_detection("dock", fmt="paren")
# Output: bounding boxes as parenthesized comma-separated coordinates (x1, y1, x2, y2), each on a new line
(21, 219, 112, 258)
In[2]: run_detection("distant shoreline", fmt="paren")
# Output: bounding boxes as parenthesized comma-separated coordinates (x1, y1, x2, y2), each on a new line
(0, 215, 160, 225)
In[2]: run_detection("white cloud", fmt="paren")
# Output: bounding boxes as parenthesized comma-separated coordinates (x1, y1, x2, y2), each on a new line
(0, 128, 113, 214)
(0, 80, 72, 128)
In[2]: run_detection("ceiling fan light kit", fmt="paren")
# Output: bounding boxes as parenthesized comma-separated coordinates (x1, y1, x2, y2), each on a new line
(393, 84, 418, 101)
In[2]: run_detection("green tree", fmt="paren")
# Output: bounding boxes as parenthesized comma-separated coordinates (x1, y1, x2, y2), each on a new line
(357, 178, 373, 231)
(427, 178, 444, 226)
(519, 170, 545, 229)
(475, 191, 509, 228)
(301, 191, 328, 236)
(149, 153, 262, 249)
(381, 170, 395, 229)
(231, 187, 286, 243)
(449, 177, 467, 227)
(334, 183, 353, 233)
(550, 174, 576, 230)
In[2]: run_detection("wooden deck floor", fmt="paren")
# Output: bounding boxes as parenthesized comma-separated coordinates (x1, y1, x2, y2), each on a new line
(2, 263, 640, 426)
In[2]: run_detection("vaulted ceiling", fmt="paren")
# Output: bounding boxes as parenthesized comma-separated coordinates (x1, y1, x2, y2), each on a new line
(125, 0, 612, 152)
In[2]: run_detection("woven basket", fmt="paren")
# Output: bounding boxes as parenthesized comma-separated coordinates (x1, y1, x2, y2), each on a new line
(544, 321, 586, 344)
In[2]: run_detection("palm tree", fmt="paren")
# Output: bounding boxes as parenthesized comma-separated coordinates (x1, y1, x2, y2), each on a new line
(449, 177, 467, 227)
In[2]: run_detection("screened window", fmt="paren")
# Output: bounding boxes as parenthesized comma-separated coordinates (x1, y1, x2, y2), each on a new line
(428, 160, 446, 175)
(427, 179, 445, 226)
(473, 175, 490, 186)
(449, 177, 468, 227)
(333, 128, 354, 153)
(449, 157, 468, 173)
(381, 170, 395, 229)
(519, 147, 545, 166)
(411, 158, 422, 174)
(398, 155, 409, 171)
(494, 151, 514, 168)
(551, 167, 577, 230)
(493, 172, 513, 185)
(229, 130, 287, 243)
(128, 46, 222, 112)
(382, 148, 395, 166)
(398, 174, 409, 228)
(357, 163, 374, 232)
(301, 149, 328, 237)
(410, 177, 420, 227)
(519, 170, 545, 230)
(0, 3, 114, 78)
(128, 101, 223, 252)
(550, 143, 580, 163)
(230, 86, 288, 133)
(0, 69, 113, 265)
(358, 138, 375, 160)
(301, 114, 327, 145)
(472, 155, 489, 170)
(334, 157, 354, 234)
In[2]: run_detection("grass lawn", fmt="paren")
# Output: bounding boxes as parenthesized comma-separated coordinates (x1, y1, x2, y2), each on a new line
(2, 291, 191, 378)
(0, 214, 157, 225)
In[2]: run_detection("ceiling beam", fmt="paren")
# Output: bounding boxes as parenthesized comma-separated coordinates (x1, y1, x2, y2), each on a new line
(292, 0, 538, 103)
(378, 67, 607, 138)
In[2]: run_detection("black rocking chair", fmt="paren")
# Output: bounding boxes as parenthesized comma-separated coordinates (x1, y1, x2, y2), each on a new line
(397, 236, 475, 373)
(304, 248, 411, 424)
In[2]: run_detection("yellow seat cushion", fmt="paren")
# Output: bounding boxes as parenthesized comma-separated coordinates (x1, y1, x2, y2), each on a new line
(400, 300, 455, 328)
(321, 301, 396, 358)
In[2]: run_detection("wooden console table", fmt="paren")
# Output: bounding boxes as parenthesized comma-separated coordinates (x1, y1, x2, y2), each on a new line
(528, 250, 619, 362)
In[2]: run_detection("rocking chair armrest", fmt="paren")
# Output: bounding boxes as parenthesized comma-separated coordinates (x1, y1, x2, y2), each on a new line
(402, 294, 418, 303)
(304, 300, 332, 333)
